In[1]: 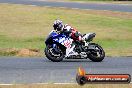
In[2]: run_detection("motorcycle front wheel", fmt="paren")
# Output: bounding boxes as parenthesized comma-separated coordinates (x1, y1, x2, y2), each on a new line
(45, 45, 64, 62)
(88, 43, 105, 62)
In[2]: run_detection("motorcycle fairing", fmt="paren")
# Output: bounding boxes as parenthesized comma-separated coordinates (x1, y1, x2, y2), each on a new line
(53, 34, 78, 57)
(48, 30, 79, 57)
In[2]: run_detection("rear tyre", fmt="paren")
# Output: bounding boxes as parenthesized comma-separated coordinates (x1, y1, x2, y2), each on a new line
(45, 45, 64, 62)
(88, 43, 105, 62)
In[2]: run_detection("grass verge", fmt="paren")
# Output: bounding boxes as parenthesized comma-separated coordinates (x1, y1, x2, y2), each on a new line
(0, 84, 132, 88)
(0, 3, 132, 56)
(69, 0, 114, 1)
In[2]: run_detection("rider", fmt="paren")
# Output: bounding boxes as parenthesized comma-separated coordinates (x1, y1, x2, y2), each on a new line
(53, 19, 83, 43)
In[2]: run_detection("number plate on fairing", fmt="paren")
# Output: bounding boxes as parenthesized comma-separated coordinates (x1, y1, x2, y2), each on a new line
(62, 38, 73, 48)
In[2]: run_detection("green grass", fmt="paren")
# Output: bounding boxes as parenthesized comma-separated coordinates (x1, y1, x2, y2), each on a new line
(0, 35, 44, 49)
(0, 3, 132, 56)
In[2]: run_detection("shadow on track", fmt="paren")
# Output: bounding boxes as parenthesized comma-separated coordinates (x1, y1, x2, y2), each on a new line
(44, 58, 105, 63)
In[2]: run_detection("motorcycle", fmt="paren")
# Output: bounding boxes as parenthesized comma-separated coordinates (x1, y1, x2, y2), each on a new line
(45, 30, 105, 62)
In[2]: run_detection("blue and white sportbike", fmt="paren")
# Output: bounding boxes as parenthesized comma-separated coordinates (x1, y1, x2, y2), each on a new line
(45, 30, 105, 62)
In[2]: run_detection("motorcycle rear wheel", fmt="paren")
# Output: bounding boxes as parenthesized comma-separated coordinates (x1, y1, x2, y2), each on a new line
(88, 43, 105, 62)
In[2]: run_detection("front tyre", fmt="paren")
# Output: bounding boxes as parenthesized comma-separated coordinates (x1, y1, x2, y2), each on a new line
(88, 43, 105, 62)
(45, 45, 64, 62)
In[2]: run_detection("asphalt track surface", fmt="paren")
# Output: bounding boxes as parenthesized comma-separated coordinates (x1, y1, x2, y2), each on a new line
(0, 57, 132, 84)
(0, 0, 132, 12)
(0, 0, 132, 84)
